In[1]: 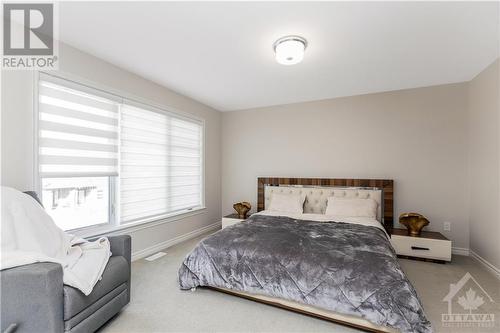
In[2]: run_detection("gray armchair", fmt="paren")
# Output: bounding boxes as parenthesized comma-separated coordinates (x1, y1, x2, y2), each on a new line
(1, 235, 131, 333)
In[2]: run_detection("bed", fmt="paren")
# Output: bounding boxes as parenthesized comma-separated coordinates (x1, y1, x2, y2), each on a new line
(178, 178, 431, 333)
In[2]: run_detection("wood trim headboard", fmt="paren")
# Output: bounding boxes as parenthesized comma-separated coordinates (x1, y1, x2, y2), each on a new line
(257, 177, 394, 234)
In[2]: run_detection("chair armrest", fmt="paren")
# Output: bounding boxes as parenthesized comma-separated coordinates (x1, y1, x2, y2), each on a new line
(86, 234, 131, 304)
(1, 262, 64, 333)
(108, 235, 131, 264)
(108, 235, 131, 303)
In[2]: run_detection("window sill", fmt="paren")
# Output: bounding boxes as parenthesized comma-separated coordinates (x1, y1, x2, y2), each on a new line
(72, 206, 207, 239)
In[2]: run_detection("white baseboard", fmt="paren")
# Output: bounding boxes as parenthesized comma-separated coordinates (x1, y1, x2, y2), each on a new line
(470, 250, 500, 280)
(452, 247, 470, 256)
(131, 220, 221, 261)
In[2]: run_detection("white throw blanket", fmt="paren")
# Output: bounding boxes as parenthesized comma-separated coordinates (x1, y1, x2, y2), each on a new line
(0, 186, 111, 295)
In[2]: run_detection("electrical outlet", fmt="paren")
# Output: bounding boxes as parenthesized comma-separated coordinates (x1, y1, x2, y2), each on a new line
(443, 222, 451, 231)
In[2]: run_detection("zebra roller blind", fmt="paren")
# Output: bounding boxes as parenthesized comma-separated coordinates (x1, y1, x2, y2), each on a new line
(38, 74, 120, 178)
(120, 103, 203, 223)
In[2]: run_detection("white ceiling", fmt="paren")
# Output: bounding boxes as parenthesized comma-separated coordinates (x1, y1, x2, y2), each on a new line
(59, 2, 499, 111)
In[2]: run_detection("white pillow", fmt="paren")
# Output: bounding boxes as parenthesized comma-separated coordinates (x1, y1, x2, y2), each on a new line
(267, 192, 306, 213)
(325, 197, 378, 218)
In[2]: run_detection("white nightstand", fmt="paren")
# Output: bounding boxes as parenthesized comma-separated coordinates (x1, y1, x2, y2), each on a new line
(222, 213, 252, 229)
(391, 228, 452, 263)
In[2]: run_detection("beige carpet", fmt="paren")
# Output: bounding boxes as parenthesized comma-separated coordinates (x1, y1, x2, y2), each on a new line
(100, 232, 500, 333)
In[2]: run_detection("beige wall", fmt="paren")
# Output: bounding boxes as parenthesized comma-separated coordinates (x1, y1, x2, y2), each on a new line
(1, 43, 222, 256)
(222, 83, 470, 249)
(468, 59, 500, 269)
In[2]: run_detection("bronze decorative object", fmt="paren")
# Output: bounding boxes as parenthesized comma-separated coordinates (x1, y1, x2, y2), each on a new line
(233, 202, 251, 219)
(399, 213, 429, 237)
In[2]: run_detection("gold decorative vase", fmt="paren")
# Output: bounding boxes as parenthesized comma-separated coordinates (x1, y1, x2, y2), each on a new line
(233, 202, 251, 219)
(399, 213, 429, 237)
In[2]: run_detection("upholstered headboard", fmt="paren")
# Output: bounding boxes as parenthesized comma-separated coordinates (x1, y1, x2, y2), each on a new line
(264, 185, 383, 221)
(257, 177, 394, 234)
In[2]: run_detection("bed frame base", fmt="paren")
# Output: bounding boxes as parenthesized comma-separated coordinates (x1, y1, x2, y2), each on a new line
(207, 287, 392, 333)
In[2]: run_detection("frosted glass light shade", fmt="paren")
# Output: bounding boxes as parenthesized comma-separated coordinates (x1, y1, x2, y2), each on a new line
(274, 36, 307, 65)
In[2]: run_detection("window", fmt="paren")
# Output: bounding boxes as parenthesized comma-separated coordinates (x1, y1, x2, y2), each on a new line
(41, 177, 110, 230)
(120, 104, 203, 223)
(37, 73, 204, 232)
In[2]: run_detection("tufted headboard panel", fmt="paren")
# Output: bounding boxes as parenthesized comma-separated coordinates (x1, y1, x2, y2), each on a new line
(257, 177, 394, 234)
(264, 185, 383, 221)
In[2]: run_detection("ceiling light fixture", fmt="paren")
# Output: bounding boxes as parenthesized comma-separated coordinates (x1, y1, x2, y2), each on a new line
(273, 35, 307, 65)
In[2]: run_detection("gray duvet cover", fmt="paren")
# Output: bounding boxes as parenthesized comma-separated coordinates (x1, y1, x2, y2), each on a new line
(178, 214, 432, 333)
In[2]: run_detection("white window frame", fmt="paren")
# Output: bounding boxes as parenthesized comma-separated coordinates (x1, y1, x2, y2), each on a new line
(34, 71, 206, 238)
